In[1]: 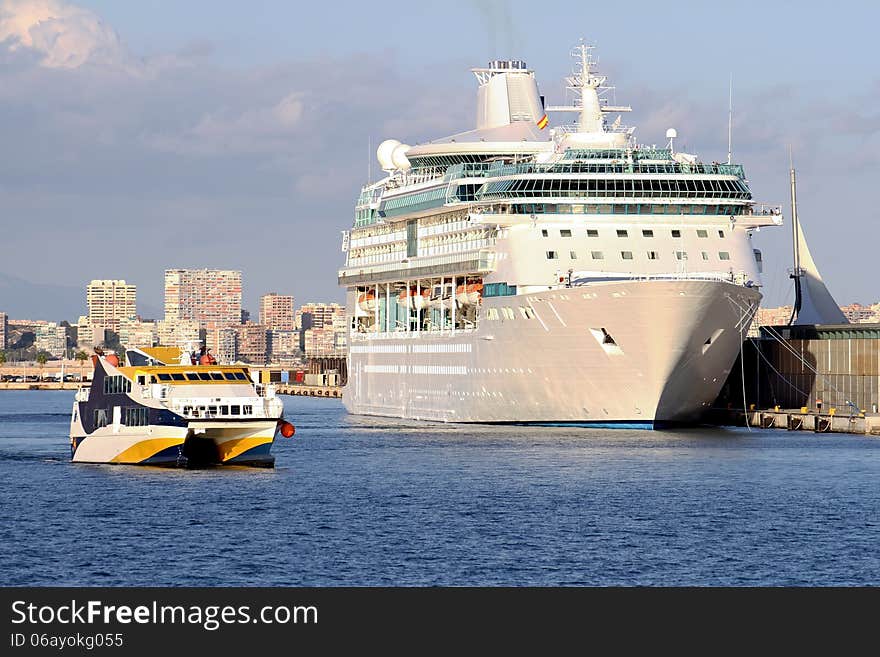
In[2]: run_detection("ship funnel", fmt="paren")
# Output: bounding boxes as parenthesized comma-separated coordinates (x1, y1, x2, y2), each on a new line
(473, 60, 544, 130)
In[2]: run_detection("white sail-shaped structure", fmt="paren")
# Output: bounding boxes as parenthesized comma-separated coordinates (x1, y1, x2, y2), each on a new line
(792, 219, 847, 325)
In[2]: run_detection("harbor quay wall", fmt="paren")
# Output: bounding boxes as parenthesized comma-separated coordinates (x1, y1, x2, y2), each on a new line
(714, 324, 880, 433)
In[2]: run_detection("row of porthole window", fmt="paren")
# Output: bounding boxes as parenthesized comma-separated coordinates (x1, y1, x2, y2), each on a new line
(542, 228, 725, 239)
(547, 250, 731, 261)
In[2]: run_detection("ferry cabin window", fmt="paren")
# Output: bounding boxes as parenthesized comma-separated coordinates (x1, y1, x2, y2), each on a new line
(243, 405, 253, 416)
(719, 251, 731, 260)
(591, 251, 604, 260)
(486, 308, 499, 321)
(718, 230, 725, 238)
(676, 251, 688, 260)
(220, 406, 229, 415)
(570, 251, 578, 259)
(157, 373, 172, 381)
(671, 230, 682, 238)
(616, 230, 628, 237)
(697, 229, 709, 238)
(171, 373, 186, 381)
(234, 372, 248, 381)
(93, 409, 108, 428)
(702, 251, 710, 260)
(587, 229, 599, 237)
(541, 229, 548, 237)
(560, 229, 572, 237)
(642, 229, 654, 238)
(647, 251, 659, 260)
(230, 405, 241, 415)
(103, 375, 132, 395)
(210, 372, 225, 381)
(223, 372, 237, 380)
(621, 251, 634, 260)
(502, 307, 515, 320)
(198, 373, 212, 381)
(546, 251, 559, 260)
(123, 407, 148, 427)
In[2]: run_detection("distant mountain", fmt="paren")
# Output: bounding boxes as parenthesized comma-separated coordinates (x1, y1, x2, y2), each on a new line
(0, 272, 86, 322)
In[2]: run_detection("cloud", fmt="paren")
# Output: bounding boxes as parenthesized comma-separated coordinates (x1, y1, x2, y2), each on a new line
(0, 0, 127, 68)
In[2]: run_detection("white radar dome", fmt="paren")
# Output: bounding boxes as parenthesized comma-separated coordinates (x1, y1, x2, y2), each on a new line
(377, 139, 401, 170)
(665, 128, 678, 139)
(391, 143, 412, 171)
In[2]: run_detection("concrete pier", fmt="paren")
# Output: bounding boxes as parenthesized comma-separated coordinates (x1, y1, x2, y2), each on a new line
(708, 407, 880, 436)
(275, 384, 343, 399)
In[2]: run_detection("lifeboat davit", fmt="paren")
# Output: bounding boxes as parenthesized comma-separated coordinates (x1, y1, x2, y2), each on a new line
(397, 287, 430, 310)
(357, 291, 377, 313)
(455, 283, 483, 306)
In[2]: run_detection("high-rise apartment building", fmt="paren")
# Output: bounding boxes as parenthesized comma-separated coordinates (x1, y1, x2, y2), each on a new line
(156, 319, 201, 348)
(298, 303, 346, 356)
(259, 293, 295, 330)
(235, 324, 268, 364)
(164, 269, 242, 328)
(86, 280, 137, 331)
(34, 322, 68, 358)
(0, 311, 7, 349)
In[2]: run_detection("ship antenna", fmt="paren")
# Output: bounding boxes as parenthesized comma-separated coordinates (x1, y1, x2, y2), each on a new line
(368, 135, 372, 184)
(727, 74, 733, 165)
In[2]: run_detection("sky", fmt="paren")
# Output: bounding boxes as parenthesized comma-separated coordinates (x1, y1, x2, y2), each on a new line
(0, 0, 878, 321)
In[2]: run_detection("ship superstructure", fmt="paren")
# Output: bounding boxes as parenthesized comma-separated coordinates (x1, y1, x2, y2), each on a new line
(339, 44, 782, 426)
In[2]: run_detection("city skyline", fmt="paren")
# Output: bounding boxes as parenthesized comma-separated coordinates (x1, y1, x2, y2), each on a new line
(0, 1, 878, 318)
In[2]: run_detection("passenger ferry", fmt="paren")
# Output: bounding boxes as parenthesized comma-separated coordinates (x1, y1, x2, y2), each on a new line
(69, 346, 294, 467)
(339, 43, 783, 427)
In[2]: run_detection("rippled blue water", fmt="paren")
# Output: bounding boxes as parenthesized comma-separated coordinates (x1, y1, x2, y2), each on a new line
(1, 390, 879, 586)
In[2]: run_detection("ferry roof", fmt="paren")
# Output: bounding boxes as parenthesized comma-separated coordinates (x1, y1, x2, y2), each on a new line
(117, 365, 253, 385)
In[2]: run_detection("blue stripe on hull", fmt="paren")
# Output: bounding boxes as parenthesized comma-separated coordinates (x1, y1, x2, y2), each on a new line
(142, 444, 184, 466)
(225, 442, 275, 467)
(485, 420, 656, 430)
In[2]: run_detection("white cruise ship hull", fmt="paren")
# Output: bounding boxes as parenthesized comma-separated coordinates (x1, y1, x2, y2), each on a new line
(344, 279, 759, 426)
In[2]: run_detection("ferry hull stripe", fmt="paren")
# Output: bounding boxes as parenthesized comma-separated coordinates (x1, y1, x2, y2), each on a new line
(109, 437, 185, 464)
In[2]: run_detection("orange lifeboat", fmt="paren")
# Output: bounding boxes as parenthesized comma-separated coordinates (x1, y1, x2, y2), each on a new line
(455, 283, 483, 306)
(397, 287, 431, 310)
(357, 291, 377, 313)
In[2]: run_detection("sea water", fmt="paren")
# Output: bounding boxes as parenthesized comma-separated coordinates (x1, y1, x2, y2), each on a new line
(1, 390, 878, 586)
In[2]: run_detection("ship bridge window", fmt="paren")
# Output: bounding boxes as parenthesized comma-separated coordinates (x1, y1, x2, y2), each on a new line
(170, 373, 185, 381)
(701, 251, 710, 260)
(210, 372, 225, 381)
(719, 251, 731, 260)
(697, 229, 709, 238)
(587, 229, 599, 237)
(570, 251, 578, 259)
(157, 373, 172, 381)
(642, 229, 654, 237)
(621, 251, 634, 260)
(647, 251, 659, 260)
(223, 372, 238, 381)
(560, 229, 572, 237)
(541, 229, 548, 237)
(234, 372, 248, 381)
(616, 229, 628, 237)
(671, 230, 681, 238)
(546, 251, 559, 260)
(676, 251, 688, 260)
(197, 373, 212, 381)
(718, 230, 725, 238)
(591, 251, 604, 260)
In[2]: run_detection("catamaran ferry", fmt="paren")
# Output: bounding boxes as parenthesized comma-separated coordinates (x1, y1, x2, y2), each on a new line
(339, 43, 783, 427)
(69, 346, 294, 466)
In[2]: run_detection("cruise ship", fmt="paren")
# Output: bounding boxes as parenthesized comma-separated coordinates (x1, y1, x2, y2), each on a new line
(338, 44, 782, 427)
(70, 346, 295, 466)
